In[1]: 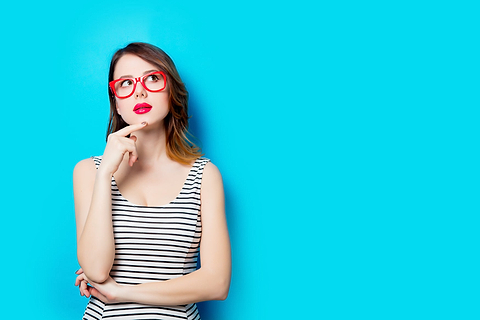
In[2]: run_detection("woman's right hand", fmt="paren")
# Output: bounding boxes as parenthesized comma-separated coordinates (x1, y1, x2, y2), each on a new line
(98, 121, 148, 176)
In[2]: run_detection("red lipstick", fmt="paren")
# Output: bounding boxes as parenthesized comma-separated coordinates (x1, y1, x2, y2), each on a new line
(133, 103, 152, 114)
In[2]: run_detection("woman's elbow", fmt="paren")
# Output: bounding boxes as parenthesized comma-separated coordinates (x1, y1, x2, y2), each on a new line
(216, 289, 229, 301)
(84, 271, 110, 284)
(211, 276, 230, 301)
(79, 263, 110, 283)
(78, 256, 111, 283)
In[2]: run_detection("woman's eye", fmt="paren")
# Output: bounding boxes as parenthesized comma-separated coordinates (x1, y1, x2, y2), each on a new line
(146, 75, 159, 82)
(120, 79, 133, 87)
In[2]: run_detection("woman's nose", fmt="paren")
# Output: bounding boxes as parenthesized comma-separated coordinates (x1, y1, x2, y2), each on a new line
(134, 79, 147, 98)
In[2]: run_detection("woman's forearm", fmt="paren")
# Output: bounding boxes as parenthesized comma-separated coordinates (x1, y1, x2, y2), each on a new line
(117, 267, 230, 306)
(77, 169, 115, 283)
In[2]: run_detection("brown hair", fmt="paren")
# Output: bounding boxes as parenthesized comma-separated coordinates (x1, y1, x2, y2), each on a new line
(106, 42, 203, 165)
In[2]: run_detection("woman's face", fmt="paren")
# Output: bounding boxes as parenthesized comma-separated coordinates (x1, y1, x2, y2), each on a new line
(113, 54, 170, 128)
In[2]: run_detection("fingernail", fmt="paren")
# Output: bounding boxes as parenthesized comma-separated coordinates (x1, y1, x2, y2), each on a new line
(141, 121, 147, 125)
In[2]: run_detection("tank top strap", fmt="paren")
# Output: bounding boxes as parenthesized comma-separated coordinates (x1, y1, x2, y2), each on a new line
(192, 157, 211, 183)
(91, 155, 103, 170)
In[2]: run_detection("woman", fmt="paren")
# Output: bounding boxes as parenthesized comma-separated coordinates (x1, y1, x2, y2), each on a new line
(73, 42, 231, 320)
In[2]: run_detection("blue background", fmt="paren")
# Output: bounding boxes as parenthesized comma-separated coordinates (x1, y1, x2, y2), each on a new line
(1, 1, 479, 319)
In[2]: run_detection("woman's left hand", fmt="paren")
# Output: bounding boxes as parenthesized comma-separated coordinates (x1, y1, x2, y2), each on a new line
(75, 269, 123, 303)
(75, 268, 91, 298)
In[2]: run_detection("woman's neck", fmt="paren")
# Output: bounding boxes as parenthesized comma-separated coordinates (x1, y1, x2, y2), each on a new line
(130, 123, 169, 167)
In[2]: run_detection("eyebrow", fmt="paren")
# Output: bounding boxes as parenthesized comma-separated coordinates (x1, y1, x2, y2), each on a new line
(118, 69, 159, 79)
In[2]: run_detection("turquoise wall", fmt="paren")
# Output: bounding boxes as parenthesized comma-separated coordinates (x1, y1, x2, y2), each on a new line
(1, 1, 479, 319)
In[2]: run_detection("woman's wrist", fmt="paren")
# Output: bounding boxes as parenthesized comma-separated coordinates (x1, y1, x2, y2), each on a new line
(96, 167, 114, 179)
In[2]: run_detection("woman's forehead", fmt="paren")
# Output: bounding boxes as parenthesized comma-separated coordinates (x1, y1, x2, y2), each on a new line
(114, 54, 158, 78)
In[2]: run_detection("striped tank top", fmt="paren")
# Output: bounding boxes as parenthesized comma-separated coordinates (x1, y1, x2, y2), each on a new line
(82, 156, 210, 320)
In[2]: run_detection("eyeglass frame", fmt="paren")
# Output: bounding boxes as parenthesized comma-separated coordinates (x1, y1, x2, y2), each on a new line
(109, 71, 167, 99)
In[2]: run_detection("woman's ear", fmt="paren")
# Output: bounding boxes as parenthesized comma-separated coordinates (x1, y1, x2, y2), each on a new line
(115, 101, 121, 116)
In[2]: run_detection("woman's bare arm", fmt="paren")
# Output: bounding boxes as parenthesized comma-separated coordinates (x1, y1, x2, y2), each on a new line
(74, 158, 115, 283)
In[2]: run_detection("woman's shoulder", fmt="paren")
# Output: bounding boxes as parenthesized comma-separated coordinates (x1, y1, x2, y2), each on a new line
(73, 156, 100, 176)
(197, 157, 224, 198)
(197, 157, 222, 181)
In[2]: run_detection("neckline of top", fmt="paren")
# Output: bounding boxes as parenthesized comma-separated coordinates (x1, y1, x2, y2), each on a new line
(107, 157, 202, 209)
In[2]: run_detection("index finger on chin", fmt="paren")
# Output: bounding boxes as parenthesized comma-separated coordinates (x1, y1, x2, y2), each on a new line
(114, 121, 148, 137)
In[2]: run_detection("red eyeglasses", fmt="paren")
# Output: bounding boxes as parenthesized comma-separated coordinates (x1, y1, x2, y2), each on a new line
(109, 71, 167, 99)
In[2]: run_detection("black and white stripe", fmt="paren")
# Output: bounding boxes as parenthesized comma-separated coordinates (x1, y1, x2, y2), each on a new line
(82, 156, 209, 320)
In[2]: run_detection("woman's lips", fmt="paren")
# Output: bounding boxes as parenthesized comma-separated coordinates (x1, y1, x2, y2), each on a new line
(133, 103, 152, 114)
